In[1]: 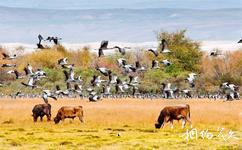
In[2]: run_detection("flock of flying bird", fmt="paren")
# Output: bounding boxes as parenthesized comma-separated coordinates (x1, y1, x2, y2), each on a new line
(0, 36, 242, 103)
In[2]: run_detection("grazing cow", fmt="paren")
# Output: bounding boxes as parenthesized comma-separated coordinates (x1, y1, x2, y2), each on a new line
(155, 104, 192, 129)
(54, 106, 84, 124)
(32, 103, 51, 122)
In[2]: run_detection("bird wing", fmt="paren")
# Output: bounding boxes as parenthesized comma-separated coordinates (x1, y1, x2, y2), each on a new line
(23, 67, 29, 75)
(69, 69, 75, 80)
(152, 60, 157, 68)
(129, 76, 133, 83)
(63, 70, 69, 81)
(91, 75, 97, 85)
(38, 34, 43, 40)
(148, 49, 158, 56)
(42, 94, 48, 104)
(98, 49, 104, 57)
(161, 39, 169, 51)
(27, 65, 33, 74)
(50, 95, 57, 100)
(56, 85, 61, 91)
(14, 70, 20, 79)
(100, 40, 108, 49)
(58, 58, 63, 64)
(66, 82, 72, 90)
(135, 61, 141, 68)
(2, 53, 9, 58)
(28, 77, 35, 86)
(43, 90, 51, 95)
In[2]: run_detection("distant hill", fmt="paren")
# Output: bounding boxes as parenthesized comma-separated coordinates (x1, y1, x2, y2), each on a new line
(0, 7, 241, 43)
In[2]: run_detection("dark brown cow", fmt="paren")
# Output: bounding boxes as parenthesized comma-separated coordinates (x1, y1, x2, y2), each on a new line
(32, 103, 51, 122)
(155, 104, 192, 129)
(54, 106, 84, 124)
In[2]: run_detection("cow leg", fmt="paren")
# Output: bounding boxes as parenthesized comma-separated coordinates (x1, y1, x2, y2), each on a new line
(40, 116, 43, 122)
(47, 115, 51, 121)
(182, 119, 186, 129)
(33, 114, 37, 122)
(78, 116, 84, 123)
(186, 118, 192, 128)
(170, 120, 174, 129)
(160, 116, 169, 128)
(61, 117, 65, 122)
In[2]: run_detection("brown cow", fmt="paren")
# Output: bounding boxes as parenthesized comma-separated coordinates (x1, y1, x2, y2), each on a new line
(32, 103, 51, 122)
(155, 104, 192, 129)
(54, 106, 84, 124)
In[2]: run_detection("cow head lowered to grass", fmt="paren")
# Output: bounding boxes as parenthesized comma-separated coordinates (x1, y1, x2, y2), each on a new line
(155, 104, 192, 129)
(54, 106, 84, 124)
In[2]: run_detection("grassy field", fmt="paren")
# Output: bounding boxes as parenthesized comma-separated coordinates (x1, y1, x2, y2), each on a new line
(0, 98, 241, 150)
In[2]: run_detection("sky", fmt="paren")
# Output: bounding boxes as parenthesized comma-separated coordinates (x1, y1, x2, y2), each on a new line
(0, 0, 241, 43)
(0, 0, 242, 9)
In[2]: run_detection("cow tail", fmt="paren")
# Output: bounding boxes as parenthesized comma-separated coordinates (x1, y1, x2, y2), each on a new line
(186, 104, 190, 119)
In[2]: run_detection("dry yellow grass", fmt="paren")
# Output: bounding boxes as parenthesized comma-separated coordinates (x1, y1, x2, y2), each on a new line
(0, 98, 241, 149)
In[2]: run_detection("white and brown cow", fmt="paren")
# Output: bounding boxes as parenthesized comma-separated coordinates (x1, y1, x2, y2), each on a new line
(155, 104, 192, 129)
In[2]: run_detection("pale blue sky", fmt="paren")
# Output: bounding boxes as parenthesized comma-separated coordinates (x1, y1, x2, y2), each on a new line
(0, 0, 242, 9)
(0, 1, 241, 43)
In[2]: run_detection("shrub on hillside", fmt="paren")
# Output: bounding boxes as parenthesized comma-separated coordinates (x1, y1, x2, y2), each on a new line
(157, 30, 203, 72)
(16, 49, 64, 69)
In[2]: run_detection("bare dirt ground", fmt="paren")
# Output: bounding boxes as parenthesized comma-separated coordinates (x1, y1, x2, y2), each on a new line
(0, 98, 241, 149)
